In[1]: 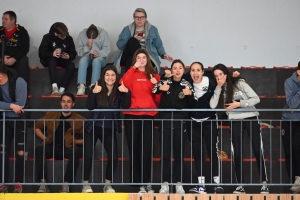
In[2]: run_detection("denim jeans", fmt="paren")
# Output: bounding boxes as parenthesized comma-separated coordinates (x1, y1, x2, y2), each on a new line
(77, 56, 106, 85)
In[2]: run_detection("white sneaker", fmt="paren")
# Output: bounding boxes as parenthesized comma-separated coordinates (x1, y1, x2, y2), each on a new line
(37, 184, 50, 193)
(176, 185, 185, 194)
(139, 186, 147, 193)
(82, 185, 93, 193)
(290, 176, 300, 193)
(159, 185, 169, 194)
(103, 185, 115, 193)
(146, 185, 154, 193)
(59, 185, 69, 193)
(51, 87, 60, 96)
(77, 84, 85, 95)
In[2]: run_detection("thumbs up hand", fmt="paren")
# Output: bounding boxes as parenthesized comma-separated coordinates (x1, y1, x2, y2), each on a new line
(92, 81, 102, 93)
(150, 74, 158, 84)
(118, 81, 129, 93)
(182, 84, 192, 95)
(159, 81, 170, 91)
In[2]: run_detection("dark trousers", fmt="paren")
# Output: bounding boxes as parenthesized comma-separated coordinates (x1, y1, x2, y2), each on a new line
(282, 121, 300, 181)
(124, 114, 153, 185)
(35, 145, 79, 183)
(231, 117, 267, 183)
(46, 57, 75, 88)
(9, 56, 29, 84)
(120, 37, 141, 72)
(0, 119, 26, 183)
(187, 120, 219, 182)
(160, 122, 186, 183)
(83, 127, 118, 181)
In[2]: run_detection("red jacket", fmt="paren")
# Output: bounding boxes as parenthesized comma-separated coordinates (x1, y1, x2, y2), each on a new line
(120, 67, 161, 116)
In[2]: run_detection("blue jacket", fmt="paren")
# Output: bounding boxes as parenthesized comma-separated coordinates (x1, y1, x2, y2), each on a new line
(282, 71, 300, 119)
(113, 21, 166, 74)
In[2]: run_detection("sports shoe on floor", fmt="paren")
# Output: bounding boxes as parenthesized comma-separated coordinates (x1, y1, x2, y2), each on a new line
(103, 185, 115, 193)
(159, 185, 169, 194)
(139, 186, 147, 193)
(82, 185, 93, 193)
(51, 87, 60, 96)
(233, 186, 246, 194)
(176, 185, 185, 194)
(14, 184, 23, 193)
(0, 185, 8, 193)
(37, 184, 50, 193)
(260, 185, 269, 194)
(189, 185, 207, 194)
(290, 176, 300, 194)
(146, 185, 154, 193)
(77, 84, 85, 95)
(214, 186, 224, 193)
(59, 185, 69, 193)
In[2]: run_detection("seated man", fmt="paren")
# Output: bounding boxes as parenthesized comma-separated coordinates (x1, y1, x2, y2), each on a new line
(0, 63, 29, 193)
(76, 24, 110, 95)
(35, 92, 84, 193)
(0, 11, 30, 83)
(38, 22, 77, 96)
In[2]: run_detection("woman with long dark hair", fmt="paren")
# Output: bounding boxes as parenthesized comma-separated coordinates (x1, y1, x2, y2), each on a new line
(82, 65, 122, 193)
(210, 64, 269, 194)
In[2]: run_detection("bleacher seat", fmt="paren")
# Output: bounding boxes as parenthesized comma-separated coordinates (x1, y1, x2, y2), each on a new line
(241, 66, 266, 69)
(273, 66, 297, 69)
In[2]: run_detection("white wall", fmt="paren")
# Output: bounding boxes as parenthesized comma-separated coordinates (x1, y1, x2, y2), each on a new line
(2, 0, 300, 68)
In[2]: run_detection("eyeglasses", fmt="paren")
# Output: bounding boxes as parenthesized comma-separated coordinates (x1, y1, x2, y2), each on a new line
(134, 16, 146, 20)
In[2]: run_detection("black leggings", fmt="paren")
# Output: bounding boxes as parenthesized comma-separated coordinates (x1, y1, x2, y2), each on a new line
(83, 127, 118, 181)
(230, 117, 267, 183)
(160, 123, 186, 183)
(187, 120, 220, 182)
(120, 37, 141, 72)
(124, 114, 154, 185)
(282, 121, 300, 181)
(46, 57, 75, 88)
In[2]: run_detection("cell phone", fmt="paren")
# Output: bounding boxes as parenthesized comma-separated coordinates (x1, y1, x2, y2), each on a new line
(138, 32, 144, 37)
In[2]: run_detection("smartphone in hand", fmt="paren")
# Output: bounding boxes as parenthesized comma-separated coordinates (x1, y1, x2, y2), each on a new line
(138, 32, 144, 37)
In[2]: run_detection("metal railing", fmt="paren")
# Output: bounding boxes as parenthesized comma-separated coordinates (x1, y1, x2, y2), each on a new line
(0, 108, 299, 193)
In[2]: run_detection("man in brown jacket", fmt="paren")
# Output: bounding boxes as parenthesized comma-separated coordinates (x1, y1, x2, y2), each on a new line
(34, 92, 84, 193)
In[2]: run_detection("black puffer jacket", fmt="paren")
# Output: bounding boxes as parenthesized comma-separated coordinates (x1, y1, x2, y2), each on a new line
(38, 22, 76, 66)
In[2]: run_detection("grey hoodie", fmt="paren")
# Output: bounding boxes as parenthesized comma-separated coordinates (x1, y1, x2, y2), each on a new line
(210, 79, 260, 119)
(77, 26, 110, 58)
(282, 71, 300, 119)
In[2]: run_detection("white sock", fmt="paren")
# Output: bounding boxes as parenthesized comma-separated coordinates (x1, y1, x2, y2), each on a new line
(52, 83, 58, 89)
(213, 176, 220, 184)
(59, 87, 65, 93)
(198, 176, 205, 187)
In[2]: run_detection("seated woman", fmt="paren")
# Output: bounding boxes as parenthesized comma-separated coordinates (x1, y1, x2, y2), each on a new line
(76, 24, 110, 95)
(113, 8, 173, 74)
(209, 64, 269, 194)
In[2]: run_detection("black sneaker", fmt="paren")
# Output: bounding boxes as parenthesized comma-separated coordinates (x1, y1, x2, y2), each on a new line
(215, 186, 224, 193)
(189, 185, 207, 194)
(233, 186, 246, 194)
(260, 185, 269, 194)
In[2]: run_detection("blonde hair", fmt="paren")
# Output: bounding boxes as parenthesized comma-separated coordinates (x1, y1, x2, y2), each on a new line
(133, 8, 147, 18)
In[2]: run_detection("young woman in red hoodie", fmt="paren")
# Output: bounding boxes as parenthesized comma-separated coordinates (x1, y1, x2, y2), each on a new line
(120, 48, 161, 193)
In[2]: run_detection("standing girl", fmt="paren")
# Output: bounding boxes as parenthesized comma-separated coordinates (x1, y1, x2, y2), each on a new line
(121, 48, 160, 193)
(82, 65, 122, 193)
(210, 64, 268, 194)
(153, 59, 196, 194)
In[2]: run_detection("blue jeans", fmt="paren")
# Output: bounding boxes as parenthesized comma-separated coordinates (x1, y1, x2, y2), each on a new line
(77, 56, 106, 85)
